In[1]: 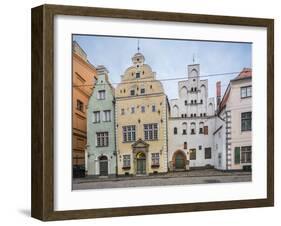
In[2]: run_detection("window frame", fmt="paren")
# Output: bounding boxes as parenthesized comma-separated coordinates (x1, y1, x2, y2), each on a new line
(241, 112, 252, 131)
(144, 123, 158, 141)
(241, 85, 252, 98)
(96, 132, 109, 147)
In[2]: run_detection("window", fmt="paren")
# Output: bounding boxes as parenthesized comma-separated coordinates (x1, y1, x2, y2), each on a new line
(182, 123, 187, 135)
(241, 112, 252, 131)
(190, 114, 193, 117)
(194, 113, 196, 117)
(191, 87, 194, 92)
(130, 90, 135, 96)
(98, 90, 105, 100)
(136, 72, 140, 78)
(241, 86, 252, 98)
(96, 132, 108, 147)
(241, 146, 252, 163)
(205, 147, 212, 159)
(76, 99, 84, 112)
(122, 125, 136, 142)
(141, 106, 145, 113)
(184, 142, 187, 149)
(194, 87, 197, 91)
(234, 147, 241, 164)
(204, 113, 206, 117)
(123, 155, 131, 168)
(203, 126, 208, 135)
(184, 100, 188, 105)
(191, 123, 196, 134)
(140, 88, 145, 94)
(121, 108, 125, 115)
(151, 153, 160, 166)
(131, 107, 135, 114)
(199, 145, 202, 150)
(144, 124, 158, 140)
(199, 127, 203, 134)
(174, 127, 177, 135)
(200, 99, 203, 104)
(103, 110, 111, 122)
(93, 111, 100, 123)
(190, 149, 196, 160)
(194, 100, 197, 104)
(191, 100, 194, 104)
(152, 105, 156, 112)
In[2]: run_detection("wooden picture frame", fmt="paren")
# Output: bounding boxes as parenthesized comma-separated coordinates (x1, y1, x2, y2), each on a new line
(31, 4, 274, 221)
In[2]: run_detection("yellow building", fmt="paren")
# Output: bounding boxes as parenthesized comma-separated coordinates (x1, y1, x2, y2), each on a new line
(115, 52, 169, 175)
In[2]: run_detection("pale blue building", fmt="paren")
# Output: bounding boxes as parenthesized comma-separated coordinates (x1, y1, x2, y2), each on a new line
(86, 65, 116, 177)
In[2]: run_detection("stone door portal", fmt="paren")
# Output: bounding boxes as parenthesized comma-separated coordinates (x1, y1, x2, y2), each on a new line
(99, 156, 108, 176)
(136, 152, 146, 175)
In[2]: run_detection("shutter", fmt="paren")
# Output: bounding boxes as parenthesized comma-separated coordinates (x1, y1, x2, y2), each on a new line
(234, 147, 241, 164)
(204, 126, 208, 135)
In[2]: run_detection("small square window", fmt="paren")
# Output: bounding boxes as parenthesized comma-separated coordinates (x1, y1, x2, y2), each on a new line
(136, 72, 140, 78)
(130, 90, 135, 96)
(140, 88, 145, 94)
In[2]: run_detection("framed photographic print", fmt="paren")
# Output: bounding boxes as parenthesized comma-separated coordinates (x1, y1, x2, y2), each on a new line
(31, 4, 274, 221)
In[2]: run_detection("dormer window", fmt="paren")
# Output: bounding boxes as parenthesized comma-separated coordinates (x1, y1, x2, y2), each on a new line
(136, 72, 140, 78)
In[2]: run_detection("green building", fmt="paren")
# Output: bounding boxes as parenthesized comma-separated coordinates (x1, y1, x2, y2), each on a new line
(86, 65, 116, 177)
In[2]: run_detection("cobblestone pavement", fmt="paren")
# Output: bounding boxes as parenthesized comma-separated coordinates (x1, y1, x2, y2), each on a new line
(73, 169, 252, 190)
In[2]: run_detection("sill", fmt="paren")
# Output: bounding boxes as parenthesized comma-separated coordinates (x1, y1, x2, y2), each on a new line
(151, 164, 160, 168)
(241, 130, 251, 132)
(96, 145, 109, 147)
(122, 166, 131, 170)
(122, 141, 135, 143)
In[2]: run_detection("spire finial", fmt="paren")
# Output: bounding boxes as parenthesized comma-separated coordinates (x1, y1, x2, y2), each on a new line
(192, 53, 195, 64)
(137, 39, 140, 53)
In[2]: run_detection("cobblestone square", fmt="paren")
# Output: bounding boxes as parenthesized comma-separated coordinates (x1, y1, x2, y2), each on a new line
(73, 169, 251, 190)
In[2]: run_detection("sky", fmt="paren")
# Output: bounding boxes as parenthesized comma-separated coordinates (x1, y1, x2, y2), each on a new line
(73, 35, 252, 100)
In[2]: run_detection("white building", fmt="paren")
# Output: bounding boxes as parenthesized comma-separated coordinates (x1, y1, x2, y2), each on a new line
(168, 64, 216, 171)
(214, 68, 252, 171)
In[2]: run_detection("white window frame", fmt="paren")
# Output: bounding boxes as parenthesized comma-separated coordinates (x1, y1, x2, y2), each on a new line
(93, 111, 100, 123)
(144, 123, 158, 140)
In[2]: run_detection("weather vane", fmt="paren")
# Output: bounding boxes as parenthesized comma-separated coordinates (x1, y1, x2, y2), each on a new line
(137, 39, 140, 53)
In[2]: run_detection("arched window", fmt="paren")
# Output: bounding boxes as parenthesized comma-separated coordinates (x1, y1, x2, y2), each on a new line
(208, 103, 214, 115)
(174, 127, 178, 135)
(190, 122, 196, 135)
(190, 69, 198, 77)
(173, 105, 179, 117)
(180, 86, 188, 97)
(200, 84, 206, 100)
(199, 122, 204, 134)
(182, 122, 187, 135)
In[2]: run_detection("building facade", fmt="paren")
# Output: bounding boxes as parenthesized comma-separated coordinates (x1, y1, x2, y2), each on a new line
(168, 64, 216, 170)
(115, 52, 169, 176)
(214, 68, 252, 170)
(72, 41, 97, 168)
(86, 66, 117, 177)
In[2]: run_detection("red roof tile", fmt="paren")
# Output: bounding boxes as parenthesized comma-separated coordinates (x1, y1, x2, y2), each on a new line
(234, 68, 252, 80)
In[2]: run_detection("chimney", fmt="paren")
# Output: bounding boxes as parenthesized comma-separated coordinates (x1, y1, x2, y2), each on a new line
(216, 81, 221, 108)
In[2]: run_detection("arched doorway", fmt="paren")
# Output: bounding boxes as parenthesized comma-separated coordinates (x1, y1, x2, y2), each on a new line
(136, 152, 146, 175)
(173, 151, 186, 170)
(99, 155, 108, 176)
